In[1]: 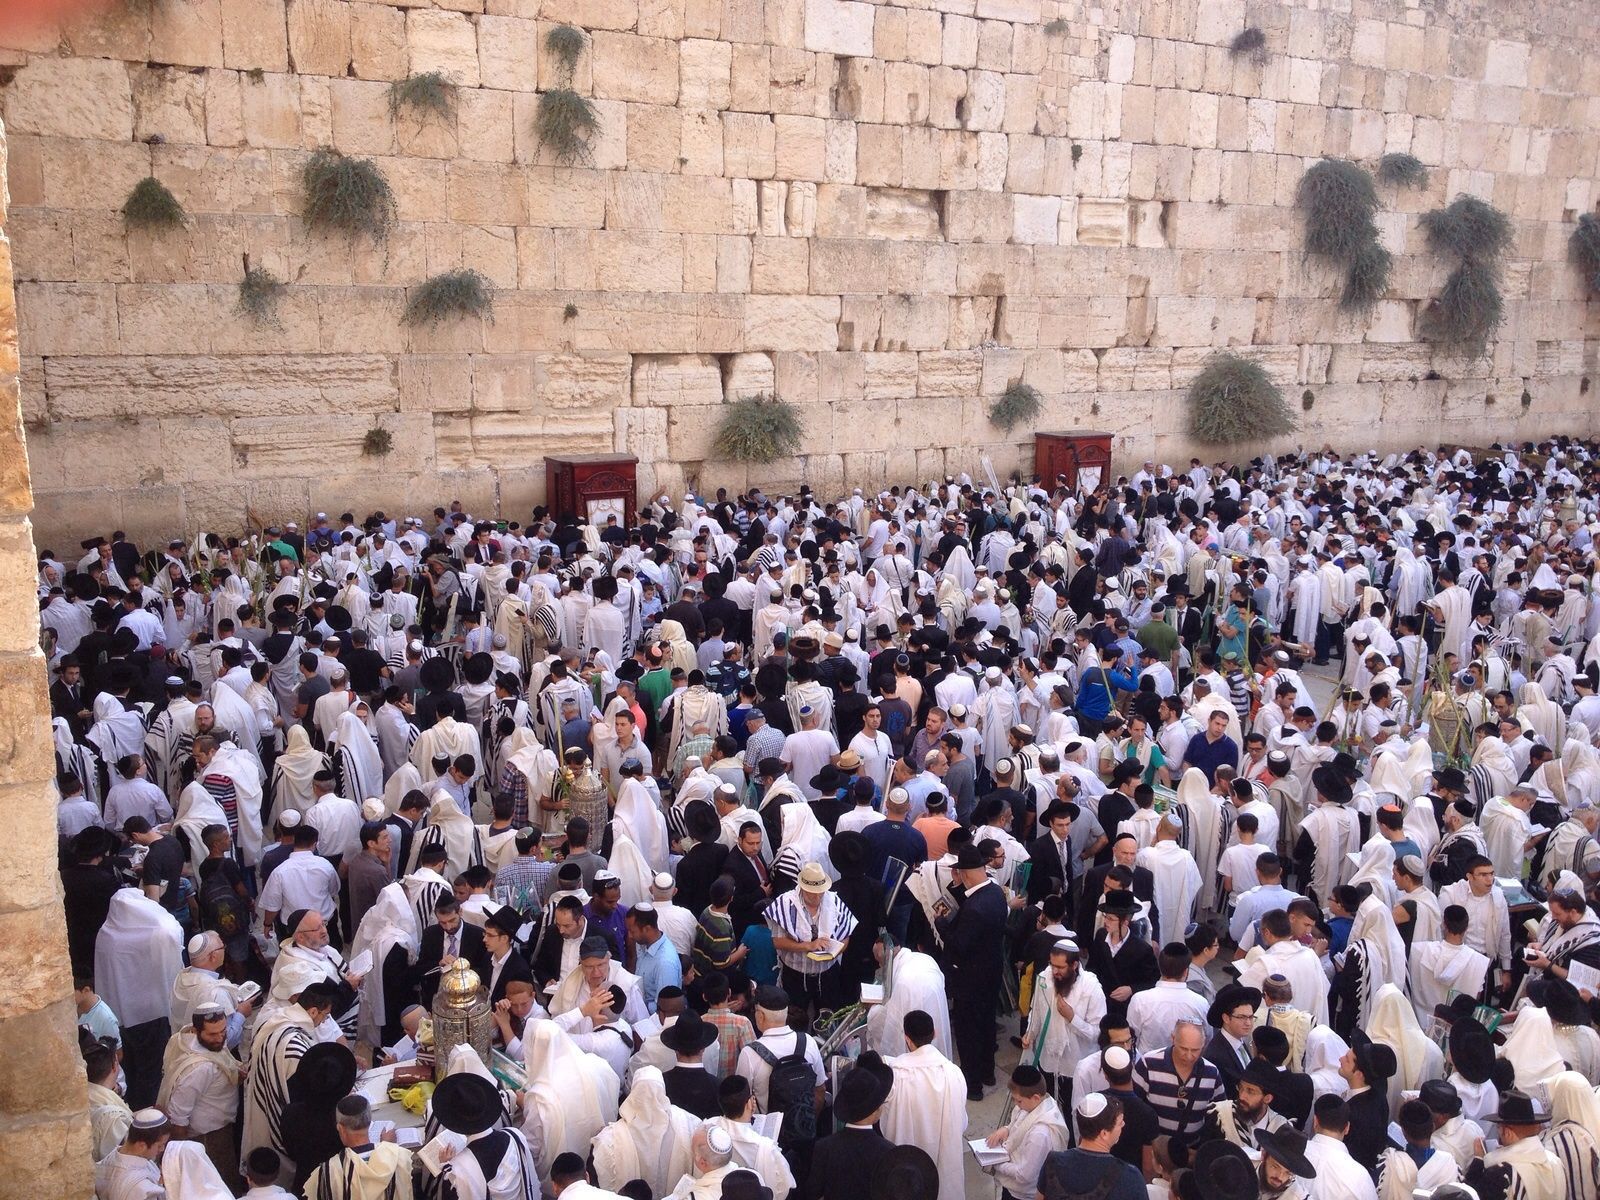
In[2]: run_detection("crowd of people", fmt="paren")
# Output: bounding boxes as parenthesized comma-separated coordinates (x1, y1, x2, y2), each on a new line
(44, 436, 1600, 1200)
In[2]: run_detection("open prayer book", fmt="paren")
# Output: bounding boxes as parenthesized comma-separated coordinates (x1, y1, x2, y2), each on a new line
(347, 949, 374, 977)
(752, 1113, 783, 1141)
(805, 938, 846, 962)
(968, 1138, 1009, 1167)
(858, 983, 884, 1004)
(1568, 959, 1600, 995)
(418, 1131, 467, 1175)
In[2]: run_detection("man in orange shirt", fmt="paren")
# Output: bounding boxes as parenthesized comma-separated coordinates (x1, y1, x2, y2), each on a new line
(913, 791, 960, 858)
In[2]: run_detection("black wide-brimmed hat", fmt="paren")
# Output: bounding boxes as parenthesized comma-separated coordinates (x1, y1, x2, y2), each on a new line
(1099, 889, 1139, 916)
(1349, 1030, 1397, 1083)
(1254, 1127, 1316, 1179)
(288, 1042, 357, 1103)
(1311, 763, 1352, 804)
(432, 1072, 504, 1136)
(1447, 1018, 1496, 1084)
(1192, 1140, 1260, 1200)
(834, 1050, 894, 1124)
(660, 1010, 718, 1055)
(869, 1144, 937, 1200)
(1539, 977, 1592, 1027)
(1207, 982, 1262, 1029)
(1484, 1089, 1548, 1127)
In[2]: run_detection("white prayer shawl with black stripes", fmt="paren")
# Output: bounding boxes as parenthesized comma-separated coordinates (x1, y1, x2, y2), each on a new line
(242, 1006, 315, 1165)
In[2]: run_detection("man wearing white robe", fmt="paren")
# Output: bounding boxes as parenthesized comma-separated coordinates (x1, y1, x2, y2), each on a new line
(1137, 817, 1204, 946)
(1303, 1108, 1379, 1200)
(877, 1012, 968, 1200)
(1239, 912, 1330, 1026)
(865, 945, 954, 1061)
(1481, 786, 1537, 880)
(1427, 580, 1474, 664)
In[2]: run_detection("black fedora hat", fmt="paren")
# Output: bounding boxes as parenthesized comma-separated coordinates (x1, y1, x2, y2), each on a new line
(432, 1072, 504, 1136)
(1099, 889, 1139, 916)
(1484, 1089, 1548, 1128)
(288, 1041, 357, 1103)
(1207, 982, 1263, 1029)
(1041, 800, 1081, 824)
(1192, 1140, 1259, 1200)
(1419, 1078, 1462, 1118)
(325, 603, 353, 632)
(1446, 1020, 1496, 1085)
(1311, 764, 1352, 805)
(1433, 766, 1467, 792)
(1254, 1126, 1316, 1179)
(720, 1170, 774, 1200)
(1538, 977, 1591, 1027)
(660, 1010, 718, 1056)
(809, 764, 845, 793)
(1349, 1030, 1397, 1083)
(834, 1050, 894, 1124)
(1239, 1058, 1283, 1095)
(869, 1144, 938, 1200)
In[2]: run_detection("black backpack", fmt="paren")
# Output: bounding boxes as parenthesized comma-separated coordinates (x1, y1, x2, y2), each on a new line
(750, 1033, 817, 1145)
(198, 864, 245, 940)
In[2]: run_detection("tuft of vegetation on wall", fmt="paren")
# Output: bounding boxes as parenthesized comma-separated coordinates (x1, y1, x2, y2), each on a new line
(121, 176, 186, 230)
(236, 262, 286, 327)
(389, 72, 457, 122)
(1571, 213, 1600, 294)
(988, 381, 1044, 433)
(1230, 28, 1267, 61)
(1419, 194, 1512, 349)
(1376, 153, 1429, 189)
(1297, 159, 1389, 313)
(402, 270, 495, 326)
(1187, 353, 1295, 445)
(712, 395, 803, 463)
(301, 148, 397, 243)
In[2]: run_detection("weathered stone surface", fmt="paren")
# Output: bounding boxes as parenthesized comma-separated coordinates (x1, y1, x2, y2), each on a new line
(44, 355, 397, 419)
(633, 352, 723, 407)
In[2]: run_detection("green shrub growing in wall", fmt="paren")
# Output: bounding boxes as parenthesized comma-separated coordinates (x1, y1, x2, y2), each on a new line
(236, 262, 286, 327)
(1187, 353, 1295, 445)
(1571, 213, 1600, 294)
(301, 148, 397, 243)
(1297, 159, 1389, 313)
(389, 72, 457, 122)
(403, 270, 495, 326)
(1230, 28, 1267, 61)
(988, 381, 1043, 433)
(121, 176, 185, 230)
(1419, 194, 1511, 349)
(1376, 153, 1429, 189)
(712, 395, 803, 463)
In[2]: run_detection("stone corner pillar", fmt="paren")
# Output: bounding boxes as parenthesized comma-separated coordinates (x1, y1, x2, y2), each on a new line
(0, 113, 97, 1199)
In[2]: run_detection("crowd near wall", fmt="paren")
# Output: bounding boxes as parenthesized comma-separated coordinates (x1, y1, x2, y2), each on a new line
(1, 0, 1599, 549)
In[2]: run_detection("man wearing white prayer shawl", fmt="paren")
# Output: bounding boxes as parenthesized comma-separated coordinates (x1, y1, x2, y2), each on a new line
(974, 670, 1020, 768)
(1426, 578, 1474, 663)
(983, 1065, 1072, 1200)
(865, 945, 954, 1061)
(701, 1079, 796, 1200)
(549, 936, 649, 1026)
(1545, 1070, 1600, 1200)
(1483, 1091, 1565, 1200)
(410, 714, 484, 791)
(590, 1067, 697, 1200)
(96, 1111, 176, 1200)
(1302, 1108, 1379, 1200)
(271, 910, 363, 1039)
(1238, 911, 1329, 1026)
(876, 1009, 968, 1200)
(1374, 1105, 1458, 1200)
(520, 1022, 620, 1181)
(270, 726, 325, 826)
(1365, 984, 1443, 1111)
(613, 767, 670, 871)
(1406, 907, 1491, 1026)
(1481, 786, 1538, 880)
(1137, 817, 1204, 946)
(1295, 767, 1361, 907)
(242, 983, 337, 1173)
(96, 889, 185, 1108)
(1020, 938, 1106, 1097)
(662, 1127, 741, 1200)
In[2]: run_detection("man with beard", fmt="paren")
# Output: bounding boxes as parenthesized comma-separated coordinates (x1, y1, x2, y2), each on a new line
(1022, 937, 1106, 1114)
(1200, 1059, 1289, 1153)
(1255, 1126, 1318, 1200)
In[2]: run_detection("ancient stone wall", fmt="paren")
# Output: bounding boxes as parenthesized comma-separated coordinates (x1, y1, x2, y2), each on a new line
(3, 0, 1600, 546)
(0, 114, 98, 1198)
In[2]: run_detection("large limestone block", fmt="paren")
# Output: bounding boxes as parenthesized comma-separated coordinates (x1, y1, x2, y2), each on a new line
(592, 33, 680, 105)
(288, 0, 352, 77)
(614, 405, 669, 459)
(917, 350, 981, 397)
(240, 73, 304, 148)
(132, 67, 208, 146)
(149, 0, 225, 68)
(743, 295, 839, 351)
(221, 0, 290, 71)
(724, 351, 775, 397)
(4, 58, 133, 141)
(477, 15, 538, 91)
(230, 411, 433, 478)
(680, 38, 733, 109)
(804, 0, 874, 58)
(1012, 194, 1060, 244)
(1076, 199, 1129, 247)
(43, 354, 397, 420)
(539, 0, 639, 32)
(634, 353, 724, 407)
(752, 236, 808, 294)
(944, 190, 1011, 243)
(723, 112, 776, 178)
(406, 9, 480, 85)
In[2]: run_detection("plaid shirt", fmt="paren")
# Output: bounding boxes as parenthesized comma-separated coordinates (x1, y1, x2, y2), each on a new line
(496, 761, 531, 827)
(705, 1006, 755, 1077)
(496, 855, 556, 913)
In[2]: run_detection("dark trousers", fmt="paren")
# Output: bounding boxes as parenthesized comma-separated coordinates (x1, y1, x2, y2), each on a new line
(1315, 619, 1341, 664)
(780, 965, 845, 1020)
(952, 980, 997, 1093)
(120, 1016, 171, 1109)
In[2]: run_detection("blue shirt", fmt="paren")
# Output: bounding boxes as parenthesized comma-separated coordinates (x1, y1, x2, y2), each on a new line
(634, 932, 682, 1012)
(1078, 665, 1140, 720)
(862, 819, 928, 901)
(739, 924, 779, 986)
(1182, 732, 1239, 783)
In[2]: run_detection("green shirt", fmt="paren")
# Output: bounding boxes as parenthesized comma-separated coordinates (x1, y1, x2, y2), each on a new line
(1137, 619, 1178, 659)
(637, 667, 674, 719)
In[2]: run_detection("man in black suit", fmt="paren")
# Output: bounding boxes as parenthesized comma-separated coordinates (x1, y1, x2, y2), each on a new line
(659, 1010, 721, 1118)
(1254, 1025, 1312, 1127)
(383, 790, 428, 882)
(482, 906, 535, 1006)
(1024, 801, 1081, 906)
(50, 655, 92, 739)
(1202, 982, 1263, 1099)
(530, 895, 618, 986)
(1077, 835, 1158, 946)
(1341, 1032, 1395, 1179)
(674, 804, 730, 917)
(806, 1052, 894, 1200)
(415, 896, 490, 1007)
(722, 820, 774, 936)
(1166, 586, 1206, 650)
(936, 845, 1010, 1101)
(1086, 890, 1158, 1021)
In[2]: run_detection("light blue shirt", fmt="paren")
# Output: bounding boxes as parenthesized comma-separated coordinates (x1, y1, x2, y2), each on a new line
(635, 932, 682, 1013)
(1228, 882, 1302, 946)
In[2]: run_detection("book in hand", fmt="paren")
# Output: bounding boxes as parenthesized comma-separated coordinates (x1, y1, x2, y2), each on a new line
(417, 1131, 468, 1175)
(752, 1113, 783, 1141)
(859, 983, 885, 1004)
(346, 949, 374, 976)
(968, 1138, 1009, 1167)
(805, 938, 846, 962)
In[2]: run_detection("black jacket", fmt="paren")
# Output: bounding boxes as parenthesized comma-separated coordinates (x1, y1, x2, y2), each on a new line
(486, 949, 535, 1006)
(1202, 1031, 1250, 1099)
(1344, 1087, 1389, 1179)
(806, 1127, 894, 1200)
(1077, 863, 1157, 946)
(416, 923, 490, 1007)
(938, 881, 1008, 992)
(1087, 930, 1159, 1017)
(674, 840, 729, 919)
(1025, 833, 1076, 905)
(723, 848, 773, 936)
(662, 1065, 721, 1119)
(1268, 1067, 1313, 1129)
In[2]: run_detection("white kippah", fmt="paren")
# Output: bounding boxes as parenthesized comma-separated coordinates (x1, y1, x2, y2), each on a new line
(1102, 1046, 1131, 1072)
(280, 809, 302, 828)
(191, 1001, 227, 1018)
(131, 1108, 169, 1130)
(361, 798, 385, 821)
(187, 932, 213, 956)
(1076, 1091, 1109, 1119)
(705, 1126, 734, 1155)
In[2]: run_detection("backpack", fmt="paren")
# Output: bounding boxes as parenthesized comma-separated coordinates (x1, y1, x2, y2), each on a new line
(750, 1033, 817, 1145)
(198, 864, 245, 939)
